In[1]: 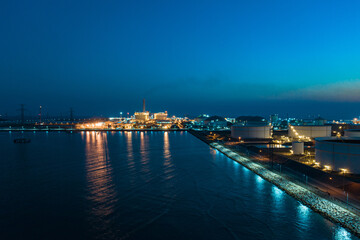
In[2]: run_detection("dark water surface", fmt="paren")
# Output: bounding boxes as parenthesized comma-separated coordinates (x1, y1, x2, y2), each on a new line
(0, 131, 358, 240)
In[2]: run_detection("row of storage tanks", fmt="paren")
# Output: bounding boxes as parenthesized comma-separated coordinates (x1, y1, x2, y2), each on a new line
(231, 125, 332, 139)
(231, 125, 360, 174)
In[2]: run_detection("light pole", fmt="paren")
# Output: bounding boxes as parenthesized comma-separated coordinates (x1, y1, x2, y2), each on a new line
(270, 141, 274, 169)
(303, 174, 308, 185)
(340, 168, 347, 191)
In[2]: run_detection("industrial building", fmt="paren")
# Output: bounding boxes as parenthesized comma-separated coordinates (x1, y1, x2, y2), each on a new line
(154, 112, 168, 120)
(231, 124, 271, 139)
(315, 137, 360, 174)
(134, 99, 150, 121)
(134, 112, 150, 121)
(288, 125, 331, 138)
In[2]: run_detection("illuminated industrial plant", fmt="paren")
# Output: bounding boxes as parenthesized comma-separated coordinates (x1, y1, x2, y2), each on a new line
(75, 99, 187, 130)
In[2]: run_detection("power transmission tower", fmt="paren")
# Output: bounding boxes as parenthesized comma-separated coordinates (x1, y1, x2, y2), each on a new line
(70, 108, 74, 121)
(39, 106, 42, 123)
(18, 104, 25, 125)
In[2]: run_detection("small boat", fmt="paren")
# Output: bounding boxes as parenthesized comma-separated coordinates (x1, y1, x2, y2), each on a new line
(14, 138, 31, 143)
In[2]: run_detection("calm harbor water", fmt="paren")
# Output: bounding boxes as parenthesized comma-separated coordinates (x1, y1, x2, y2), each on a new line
(0, 131, 358, 240)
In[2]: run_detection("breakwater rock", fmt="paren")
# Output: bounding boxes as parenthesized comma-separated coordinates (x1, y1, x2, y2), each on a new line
(210, 142, 360, 237)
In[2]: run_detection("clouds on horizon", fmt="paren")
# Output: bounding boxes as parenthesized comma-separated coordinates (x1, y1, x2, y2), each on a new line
(273, 80, 360, 102)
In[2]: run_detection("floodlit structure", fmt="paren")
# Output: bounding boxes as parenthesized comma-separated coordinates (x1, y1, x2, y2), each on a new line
(344, 129, 360, 137)
(134, 112, 149, 121)
(154, 112, 168, 120)
(134, 98, 150, 121)
(231, 125, 271, 139)
(315, 137, 360, 174)
(289, 125, 331, 139)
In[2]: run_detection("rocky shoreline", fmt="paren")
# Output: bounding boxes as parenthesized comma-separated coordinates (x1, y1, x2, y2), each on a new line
(210, 142, 360, 237)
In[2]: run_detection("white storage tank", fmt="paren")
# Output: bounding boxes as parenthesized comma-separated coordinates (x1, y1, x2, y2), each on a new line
(292, 141, 304, 155)
(231, 125, 271, 139)
(344, 129, 360, 137)
(289, 125, 331, 138)
(315, 137, 360, 174)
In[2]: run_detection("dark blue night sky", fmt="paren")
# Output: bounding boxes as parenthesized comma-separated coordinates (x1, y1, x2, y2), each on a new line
(1, 0, 360, 118)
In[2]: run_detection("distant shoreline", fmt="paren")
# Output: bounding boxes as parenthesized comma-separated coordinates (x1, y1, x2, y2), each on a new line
(0, 128, 188, 132)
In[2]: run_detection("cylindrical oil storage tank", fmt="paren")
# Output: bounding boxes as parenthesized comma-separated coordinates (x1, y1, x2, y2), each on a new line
(292, 141, 304, 155)
(289, 125, 331, 138)
(231, 125, 271, 139)
(315, 137, 360, 174)
(344, 129, 360, 137)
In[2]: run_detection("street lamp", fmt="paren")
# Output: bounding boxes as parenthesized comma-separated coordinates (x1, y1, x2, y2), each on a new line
(339, 168, 348, 191)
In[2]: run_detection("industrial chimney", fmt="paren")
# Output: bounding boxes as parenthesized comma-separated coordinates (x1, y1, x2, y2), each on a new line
(143, 99, 146, 112)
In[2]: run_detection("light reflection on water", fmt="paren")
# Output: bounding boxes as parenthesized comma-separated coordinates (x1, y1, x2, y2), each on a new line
(163, 132, 174, 180)
(85, 132, 117, 238)
(272, 185, 284, 200)
(231, 159, 240, 179)
(271, 185, 285, 218)
(297, 203, 311, 234)
(126, 132, 135, 167)
(210, 148, 218, 156)
(297, 203, 310, 222)
(255, 175, 265, 194)
(163, 132, 171, 161)
(335, 227, 352, 240)
(140, 132, 150, 175)
(242, 165, 250, 182)
(126, 132, 136, 186)
(1, 131, 359, 240)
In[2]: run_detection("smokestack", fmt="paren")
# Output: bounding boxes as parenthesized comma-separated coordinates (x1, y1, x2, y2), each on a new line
(143, 99, 146, 112)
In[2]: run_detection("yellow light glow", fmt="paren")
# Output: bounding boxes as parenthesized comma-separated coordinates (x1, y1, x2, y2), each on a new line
(324, 165, 332, 171)
(339, 168, 348, 174)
